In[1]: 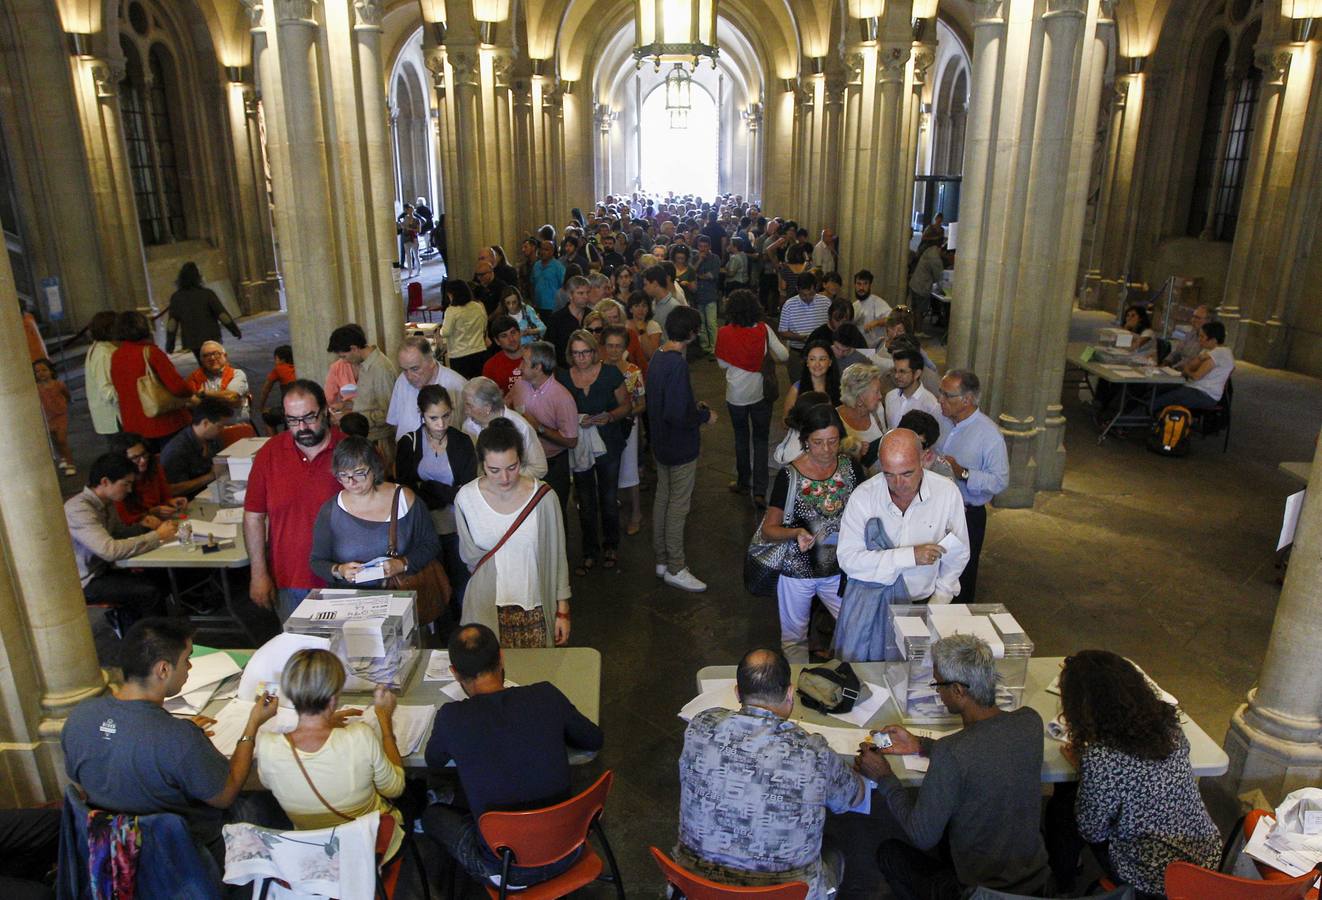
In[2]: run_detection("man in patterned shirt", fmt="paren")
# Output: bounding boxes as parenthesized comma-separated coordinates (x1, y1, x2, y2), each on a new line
(676, 648, 865, 899)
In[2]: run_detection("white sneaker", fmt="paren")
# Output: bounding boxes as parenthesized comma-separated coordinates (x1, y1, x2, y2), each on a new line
(663, 568, 707, 592)
(655, 564, 668, 578)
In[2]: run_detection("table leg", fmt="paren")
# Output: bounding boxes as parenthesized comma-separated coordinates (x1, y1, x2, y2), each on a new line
(165, 567, 183, 617)
(1098, 383, 1128, 444)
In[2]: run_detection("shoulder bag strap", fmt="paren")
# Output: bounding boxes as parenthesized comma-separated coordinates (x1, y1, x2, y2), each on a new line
(783, 465, 798, 527)
(387, 484, 402, 557)
(284, 734, 355, 822)
(473, 483, 552, 573)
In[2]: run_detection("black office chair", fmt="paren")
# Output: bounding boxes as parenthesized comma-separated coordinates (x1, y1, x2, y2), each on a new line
(1190, 376, 1232, 451)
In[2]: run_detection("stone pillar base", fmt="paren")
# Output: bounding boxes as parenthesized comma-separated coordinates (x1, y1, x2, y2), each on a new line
(1034, 409, 1067, 491)
(997, 415, 1039, 509)
(1216, 704, 1322, 809)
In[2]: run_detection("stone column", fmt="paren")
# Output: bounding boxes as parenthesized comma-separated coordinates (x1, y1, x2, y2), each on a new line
(873, 43, 911, 298)
(0, 247, 106, 805)
(446, 46, 484, 279)
(511, 76, 538, 237)
(492, 55, 518, 250)
(1220, 44, 1313, 366)
(819, 76, 847, 241)
(267, 0, 343, 373)
(348, 0, 403, 345)
(744, 104, 762, 201)
(837, 48, 873, 280)
(1222, 433, 1322, 801)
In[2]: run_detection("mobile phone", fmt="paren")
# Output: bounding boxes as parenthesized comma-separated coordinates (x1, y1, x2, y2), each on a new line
(872, 732, 893, 750)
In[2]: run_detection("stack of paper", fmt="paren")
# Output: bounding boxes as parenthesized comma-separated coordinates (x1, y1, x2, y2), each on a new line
(166, 652, 243, 716)
(930, 613, 1005, 658)
(361, 705, 435, 756)
(424, 651, 454, 681)
(678, 682, 740, 721)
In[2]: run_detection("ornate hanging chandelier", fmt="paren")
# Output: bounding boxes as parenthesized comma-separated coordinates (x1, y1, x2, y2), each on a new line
(664, 63, 692, 129)
(634, 0, 719, 70)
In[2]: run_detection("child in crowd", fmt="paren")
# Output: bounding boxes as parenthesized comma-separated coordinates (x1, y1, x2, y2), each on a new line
(259, 344, 296, 432)
(33, 358, 75, 476)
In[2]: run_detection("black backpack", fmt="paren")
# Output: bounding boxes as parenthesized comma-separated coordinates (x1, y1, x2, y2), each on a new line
(1148, 405, 1193, 456)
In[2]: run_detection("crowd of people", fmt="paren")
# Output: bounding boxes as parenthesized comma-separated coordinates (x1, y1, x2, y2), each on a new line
(40, 195, 1236, 899)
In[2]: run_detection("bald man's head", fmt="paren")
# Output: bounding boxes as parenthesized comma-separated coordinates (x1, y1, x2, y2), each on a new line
(736, 648, 791, 708)
(880, 428, 925, 507)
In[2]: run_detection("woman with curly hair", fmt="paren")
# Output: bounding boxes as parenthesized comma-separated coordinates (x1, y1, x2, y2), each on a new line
(1046, 650, 1221, 898)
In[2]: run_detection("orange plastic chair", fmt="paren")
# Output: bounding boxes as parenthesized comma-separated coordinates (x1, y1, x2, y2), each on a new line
(1241, 810, 1321, 900)
(477, 770, 625, 900)
(1165, 860, 1322, 900)
(650, 847, 809, 900)
(219, 422, 256, 448)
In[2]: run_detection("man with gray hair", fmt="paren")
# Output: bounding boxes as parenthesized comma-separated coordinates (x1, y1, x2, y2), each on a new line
(677, 647, 864, 899)
(459, 376, 548, 479)
(857, 634, 1049, 899)
(1161, 304, 1211, 368)
(510, 341, 579, 514)
(935, 370, 1008, 603)
(386, 335, 469, 442)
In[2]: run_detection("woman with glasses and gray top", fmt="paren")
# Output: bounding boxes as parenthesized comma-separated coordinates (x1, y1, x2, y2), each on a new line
(309, 436, 440, 589)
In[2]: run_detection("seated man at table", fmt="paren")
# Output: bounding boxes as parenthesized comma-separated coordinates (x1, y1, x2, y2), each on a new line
(422, 624, 603, 888)
(856, 634, 1050, 900)
(186, 340, 250, 417)
(64, 453, 178, 624)
(61, 618, 278, 867)
(161, 398, 230, 498)
(676, 648, 865, 900)
(1153, 321, 1233, 412)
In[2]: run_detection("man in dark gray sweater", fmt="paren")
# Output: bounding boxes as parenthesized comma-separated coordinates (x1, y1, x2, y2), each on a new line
(857, 634, 1050, 899)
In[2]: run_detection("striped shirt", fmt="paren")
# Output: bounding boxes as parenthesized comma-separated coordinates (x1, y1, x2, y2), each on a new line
(777, 295, 832, 350)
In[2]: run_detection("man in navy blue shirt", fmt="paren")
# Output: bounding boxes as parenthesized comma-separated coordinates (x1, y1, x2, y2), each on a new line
(423, 625, 603, 889)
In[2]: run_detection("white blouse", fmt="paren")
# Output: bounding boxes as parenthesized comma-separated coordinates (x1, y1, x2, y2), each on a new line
(454, 481, 542, 611)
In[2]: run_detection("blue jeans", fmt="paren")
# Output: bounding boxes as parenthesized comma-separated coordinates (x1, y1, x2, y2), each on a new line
(572, 451, 621, 558)
(1153, 384, 1219, 411)
(422, 804, 580, 887)
(728, 399, 772, 497)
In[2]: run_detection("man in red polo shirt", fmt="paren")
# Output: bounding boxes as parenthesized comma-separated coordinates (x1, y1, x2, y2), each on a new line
(481, 315, 524, 396)
(243, 380, 343, 619)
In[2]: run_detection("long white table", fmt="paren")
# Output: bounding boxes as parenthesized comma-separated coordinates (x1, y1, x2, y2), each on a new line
(205, 647, 601, 770)
(116, 499, 250, 635)
(1065, 342, 1185, 444)
(695, 657, 1229, 786)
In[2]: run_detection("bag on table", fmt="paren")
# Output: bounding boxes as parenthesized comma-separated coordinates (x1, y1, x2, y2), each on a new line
(1148, 404, 1192, 457)
(743, 466, 798, 597)
(796, 659, 861, 714)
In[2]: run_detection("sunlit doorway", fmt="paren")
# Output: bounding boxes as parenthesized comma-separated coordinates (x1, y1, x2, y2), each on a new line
(640, 83, 718, 200)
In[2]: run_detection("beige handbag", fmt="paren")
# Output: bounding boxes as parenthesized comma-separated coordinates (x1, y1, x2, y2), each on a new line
(136, 346, 187, 417)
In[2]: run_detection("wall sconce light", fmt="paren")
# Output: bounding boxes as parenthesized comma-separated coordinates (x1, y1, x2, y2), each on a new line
(225, 65, 251, 84)
(911, 0, 938, 40)
(847, 0, 883, 42)
(478, 22, 498, 46)
(426, 21, 447, 46)
(807, 56, 826, 76)
(561, 79, 576, 94)
(1123, 55, 1146, 75)
(66, 31, 93, 58)
(530, 58, 548, 78)
(780, 77, 796, 93)
(1283, 0, 1319, 40)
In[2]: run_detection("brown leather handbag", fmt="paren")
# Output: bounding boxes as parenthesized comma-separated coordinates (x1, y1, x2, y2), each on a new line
(383, 486, 451, 627)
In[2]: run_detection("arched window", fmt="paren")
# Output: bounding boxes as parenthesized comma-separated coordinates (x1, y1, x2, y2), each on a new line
(1186, 23, 1261, 241)
(117, 1, 190, 246)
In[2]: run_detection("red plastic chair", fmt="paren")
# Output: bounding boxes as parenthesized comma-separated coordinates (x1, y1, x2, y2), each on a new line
(1165, 860, 1322, 900)
(476, 770, 625, 900)
(650, 846, 809, 900)
(1241, 810, 1321, 900)
(219, 422, 256, 448)
(406, 282, 444, 323)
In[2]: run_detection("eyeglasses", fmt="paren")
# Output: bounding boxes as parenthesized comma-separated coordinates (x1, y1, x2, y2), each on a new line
(284, 412, 322, 427)
(929, 680, 968, 690)
(938, 390, 967, 401)
(335, 468, 373, 484)
(201, 351, 225, 359)
(571, 349, 595, 357)
(587, 327, 604, 334)
(126, 451, 149, 462)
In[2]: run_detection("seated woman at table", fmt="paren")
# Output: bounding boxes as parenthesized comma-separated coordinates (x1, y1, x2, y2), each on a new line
(1093, 305, 1160, 416)
(396, 384, 477, 619)
(108, 431, 186, 527)
(454, 419, 570, 648)
(256, 648, 406, 859)
(1045, 650, 1221, 898)
(309, 436, 441, 589)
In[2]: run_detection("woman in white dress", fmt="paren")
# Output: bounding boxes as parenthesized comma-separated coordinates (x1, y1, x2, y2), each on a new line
(454, 418, 571, 648)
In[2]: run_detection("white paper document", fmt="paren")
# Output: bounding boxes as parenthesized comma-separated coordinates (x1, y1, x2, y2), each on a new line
(678, 683, 741, 721)
(441, 679, 517, 703)
(424, 651, 454, 681)
(931, 614, 1005, 658)
(937, 531, 965, 555)
(990, 613, 1025, 635)
(830, 682, 890, 728)
(358, 704, 435, 756)
(1279, 490, 1305, 551)
(165, 652, 243, 715)
(188, 520, 238, 540)
(898, 754, 930, 773)
(238, 633, 332, 706)
(343, 617, 387, 658)
(207, 699, 298, 756)
(211, 507, 245, 524)
(699, 678, 736, 693)
(794, 722, 872, 755)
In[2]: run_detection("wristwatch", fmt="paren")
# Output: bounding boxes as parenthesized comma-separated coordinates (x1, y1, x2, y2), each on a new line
(959, 469, 970, 482)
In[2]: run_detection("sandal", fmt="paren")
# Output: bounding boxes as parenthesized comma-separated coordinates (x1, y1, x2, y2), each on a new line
(603, 550, 618, 570)
(574, 558, 596, 577)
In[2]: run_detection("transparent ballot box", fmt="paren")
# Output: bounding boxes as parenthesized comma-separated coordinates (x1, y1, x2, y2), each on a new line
(884, 603, 1033, 724)
(285, 590, 422, 691)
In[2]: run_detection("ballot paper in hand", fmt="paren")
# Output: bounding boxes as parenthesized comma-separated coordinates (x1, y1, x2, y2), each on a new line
(938, 531, 965, 556)
(1279, 490, 1305, 551)
(358, 704, 435, 756)
(165, 652, 243, 716)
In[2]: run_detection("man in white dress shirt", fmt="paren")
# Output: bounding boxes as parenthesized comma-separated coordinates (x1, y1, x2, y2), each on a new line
(935, 370, 1009, 603)
(883, 349, 943, 431)
(837, 429, 969, 604)
(460, 377, 549, 479)
(387, 336, 470, 442)
(851, 270, 892, 349)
